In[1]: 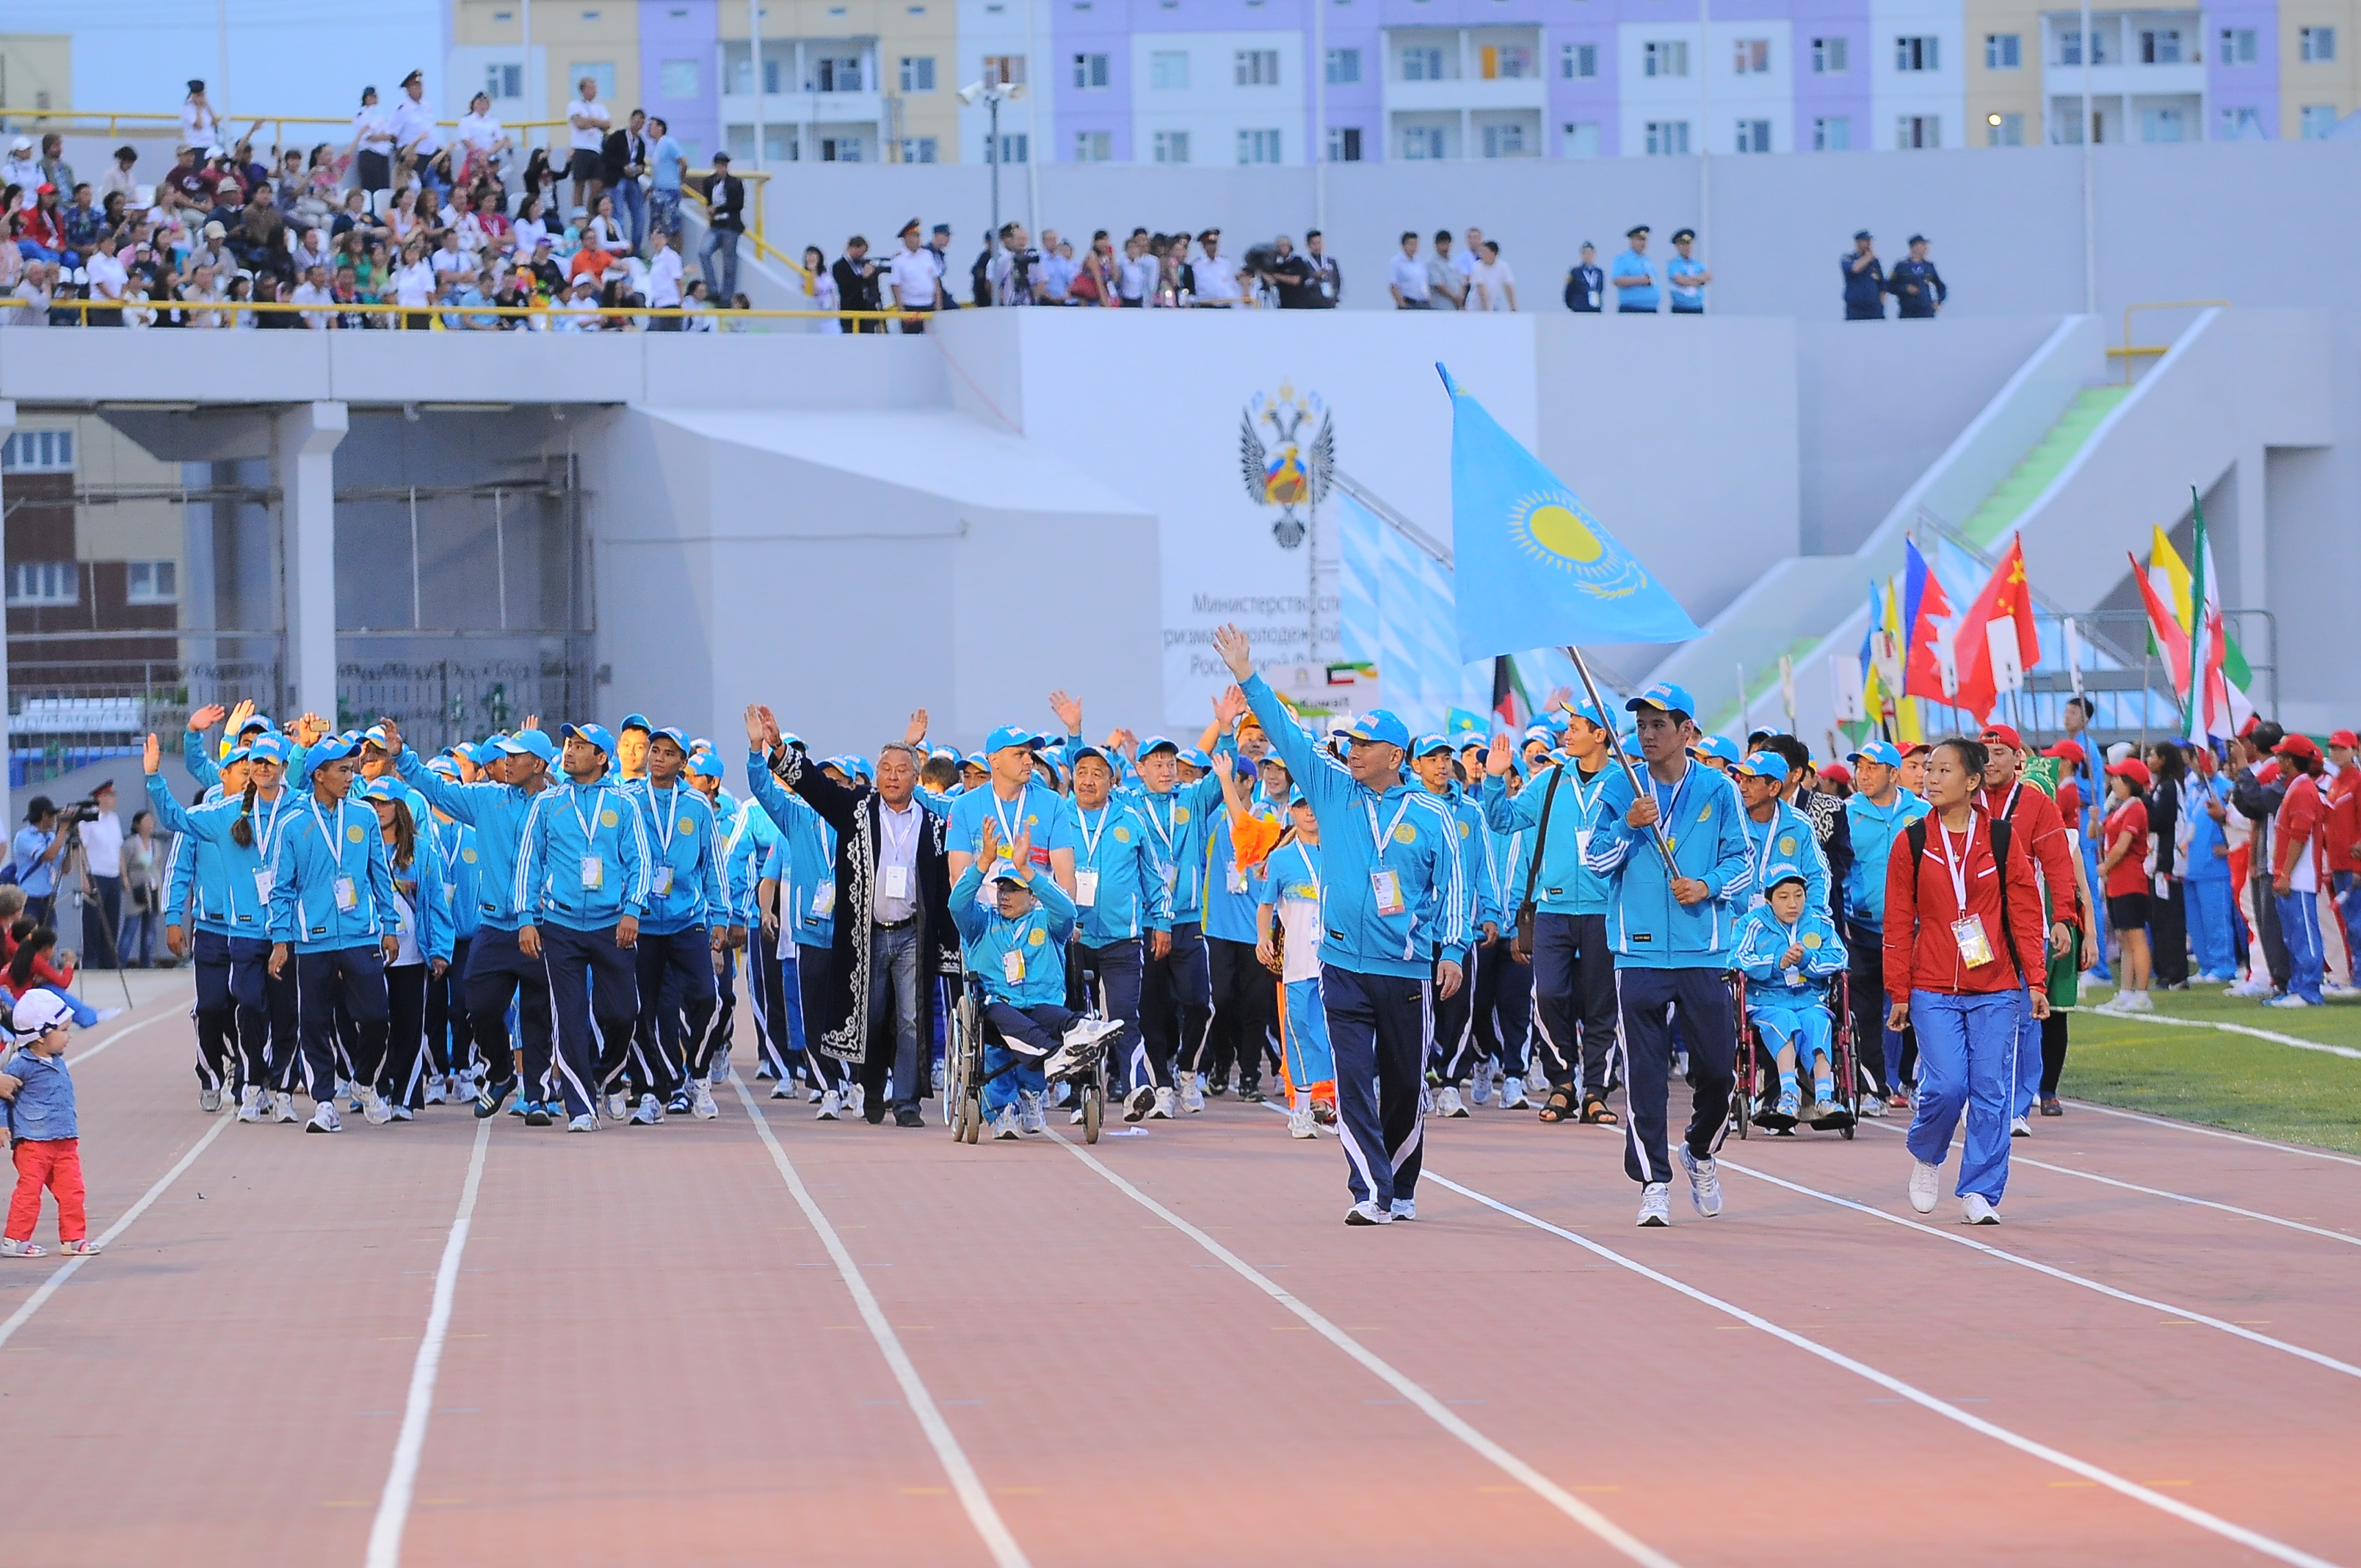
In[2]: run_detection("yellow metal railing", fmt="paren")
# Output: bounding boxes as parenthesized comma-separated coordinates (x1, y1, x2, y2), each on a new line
(2105, 298, 2230, 383)
(0, 106, 568, 143)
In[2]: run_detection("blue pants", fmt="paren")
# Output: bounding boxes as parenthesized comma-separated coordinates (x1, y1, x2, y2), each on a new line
(699, 226, 741, 301)
(192, 929, 277, 1092)
(2338, 874, 2361, 965)
(1614, 967, 1736, 1186)
(1531, 912, 1617, 1092)
(628, 925, 718, 1097)
(1905, 990, 2016, 1205)
(981, 1000, 1071, 1115)
(1280, 976, 1335, 1097)
(1142, 920, 1211, 1080)
(1321, 965, 1429, 1210)
(1076, 937, 1148, 1092)
(1474, 942, 1534, 1078)
(1431, 942, 1481, 1083)
(541, 922, 639, 1119)
(2186, 876, 2237, 979)
(295, 945, 389, 1103)
(2008, 987, 2044, 1122)
(2276, 890, 2325, 1005)
(465, 925, 552, 1093)
(614, 178, 648, 253)
(1749, 998, 1833, 1074)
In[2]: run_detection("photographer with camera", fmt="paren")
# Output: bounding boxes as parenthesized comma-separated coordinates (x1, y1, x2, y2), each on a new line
(69, 781, 127, 973)
(987, 222, 1042, 306)
(10, 798, 73, 927)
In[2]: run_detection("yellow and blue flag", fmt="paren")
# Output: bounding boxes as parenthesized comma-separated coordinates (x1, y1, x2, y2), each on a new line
(1440, 363, 1700, 662)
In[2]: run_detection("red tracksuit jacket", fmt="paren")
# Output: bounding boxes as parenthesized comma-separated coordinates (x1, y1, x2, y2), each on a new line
(1883, 805, 2048, 1004)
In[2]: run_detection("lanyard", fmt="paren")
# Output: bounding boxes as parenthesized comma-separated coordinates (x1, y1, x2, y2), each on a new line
(431, 816, 459, 867)
(1751, 809, 1783, 890)
(1365, 795, 1415, 862)
(1076, 804, 1110, 863)
(648, 783, 679, 857)
(253, 791, 293, 865)
(567, 783, 599, 847)
(1290, 840, 1321, 896)
(308, 798, 352, 876)
(1140, 791, 1178, 857)
(1933, 812, 1979, 912)
(1649, 763, 1693, 846)
(991, 789, 1026, 857)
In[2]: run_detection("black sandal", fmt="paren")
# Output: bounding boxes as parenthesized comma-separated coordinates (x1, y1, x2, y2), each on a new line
(1579, 1093, 1620, 1127)
(1537, 1086, 1577, 1123)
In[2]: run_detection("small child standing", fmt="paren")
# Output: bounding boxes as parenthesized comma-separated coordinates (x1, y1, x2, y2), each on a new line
(1256, 791, 1336, 1139)
(1733, 864, 1849, 1130)
(1, 990, 99, 1258)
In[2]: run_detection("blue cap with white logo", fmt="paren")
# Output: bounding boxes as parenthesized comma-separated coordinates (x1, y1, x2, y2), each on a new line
(1691, 734, 1744, 765)
(1847, 739, 1903, 769)
(1179, 748, 1213, 771)
(1734, 750, 1790, 781)
(1557, 691, 1607, 727)
(1342, 710, 1411, 750)
(501, 730, 559, 765)
(686, 752, 725, 780)
(1626, 681, 1697, 719)
(308, 734, 362, 766)
(620, 713, 653, 735)
(563, 722, 617, 758)
(247, 733, 292, 765)
(1137, 735, 1179, 758)
(1411, 733, 1455, 759)
(984, 725, 1044, 756)
(651, 725, 692, 755)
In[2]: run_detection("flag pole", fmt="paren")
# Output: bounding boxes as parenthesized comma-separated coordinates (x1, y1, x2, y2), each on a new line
(1563, 644, 1682, 876)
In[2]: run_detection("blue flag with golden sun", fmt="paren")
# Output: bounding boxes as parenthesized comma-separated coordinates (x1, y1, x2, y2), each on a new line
(1440, 363, 1702, 661)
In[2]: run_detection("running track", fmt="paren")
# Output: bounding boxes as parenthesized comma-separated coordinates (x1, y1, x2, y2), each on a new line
(7, 980, 2358, 1568)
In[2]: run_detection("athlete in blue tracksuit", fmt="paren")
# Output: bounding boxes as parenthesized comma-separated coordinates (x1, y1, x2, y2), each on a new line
(1581, 682, 1755, 1225)
(394, 724, 561, 1119)
(145, 730, 302, 1119)
(1733, 863, 1849, 1126)
(1224, 626, 1468, 1224)
(950, 855, 1092, 1138)
(621, 727, 730, 1121)
(1468, 752, 1538, 1107)
(1731, 752, 1834, 916)
(513, 722, 651, 1129)
(1411, 735, 1500, 1110)
(1120, 734, 1223, 1111)
(417, 758, 481, 1099)
(358, 776, 454, 1115)
(1065, 742, 1172, 1120)
(719, 762, 786, 1079)
(1200, 749, 1284, 1101)
(264, 736, 399, 1133)
(688, 752, 755, 1086)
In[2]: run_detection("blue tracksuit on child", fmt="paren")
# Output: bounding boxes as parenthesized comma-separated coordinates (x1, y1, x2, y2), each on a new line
(950, 863, 1080, 1118)
(1734, 897, 1847, 1077)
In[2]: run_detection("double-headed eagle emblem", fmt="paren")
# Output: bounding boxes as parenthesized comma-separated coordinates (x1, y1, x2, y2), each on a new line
(1238, 383, 1335, 550)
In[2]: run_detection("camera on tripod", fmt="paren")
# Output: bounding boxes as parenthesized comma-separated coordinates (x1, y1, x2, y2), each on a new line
(57, 799, 104, 827)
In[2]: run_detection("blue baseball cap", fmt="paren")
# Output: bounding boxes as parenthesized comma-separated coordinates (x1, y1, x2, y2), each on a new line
(246, 733, 292, 765)
(849, 755, 875, 782)
(1070, 743, 1119, 772)
(685, 751, 725, 780)
(929, 745, 961, 763)
(1626, 681, 1697, 719)
(776, 731, 805, 752)
(562, 722, 617, 758)
(1620, 731, 1646, 758)
(1179, 748, 1213, 771)
(221, 744, 253, 768)
(1523, 725, 1556, 747)
(1691, 734, 1744, 765)
(360, 723, 396, 750)
(1137, 735, 1179, 758)
(620, 712, 653, 735)
(1763, 859, 1812, 891)
(236, 712, 275, 736)
(1341, 709, 1411, 750)
(358, 776, 408, 804)
(650, 725, 692, 755)
(690, 736, 714, 755)
(1556, 692, 1608, 728)
(308, 734, 361, 766)
(1847, 739, 1903, 769)
(1734, 750, 1790, 781)
(501, 730, 559, 765)
(1411, 733, 1454, 759)
(426, 756, 461, 780)
(962, 752, 987, 770)
(984, 725, 1044, 756)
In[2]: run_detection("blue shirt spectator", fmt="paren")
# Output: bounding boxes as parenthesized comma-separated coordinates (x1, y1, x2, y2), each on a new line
(1610, 230, 1658, 312)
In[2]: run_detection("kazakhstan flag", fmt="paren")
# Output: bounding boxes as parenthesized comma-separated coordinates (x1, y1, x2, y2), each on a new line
(1441, 363, 1701, 662)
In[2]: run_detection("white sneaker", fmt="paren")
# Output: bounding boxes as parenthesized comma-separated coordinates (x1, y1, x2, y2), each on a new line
(1857, 1095, 1890, 1119)
(1017, 1091, 1046, 1136)
(1151, 1086, 1177, 1119)
(1179, 1075, 1204, 1114)
(1345, 1200, 1393, 1226)
(236, 1086, 264, 1123)
(1123, 1084, 1156, 1122)
(846, 1084, 868, 1120)
(2227, 977, 2273, 998)
(360, 1089, 393, 1126)
(1287, 1103, 1317, 1139)
(388, 1103, 415, 1122)
(691, 1081, 719, 1119)
(1499, 1076, 1529, 1111)
(2267, 994, 2318, 1009)
(1908, 1159, 1941, 1214)
(2009, 1115, 2032, 1138)
(711, 1048, 732, 1081)
(631, 1094, 662, 1125)
(1678, 1146, 1722, 1218)
(2120, 990, 2155, 1013)
(1470, 1073, 1492, 1108)
(199, 1086, 222, 1114)
(568, 1113, 598, 1133)
(990, 1105, 1022, 1141)
(1961, 1193, 2000, 1225)
(273, 1092, 299, 1124)
(1436, 1086, 1469, 1119)
(423, 1078, 446, 1106)
(770, 1076, 796, 1099)
(1389, 1197, 1417, 1221)
(605, 1092, 629, 1122)
(816, 1089, 842, 1121)
(307, 1102, 343, 1134)
(1636, 1183, 1671, 1227)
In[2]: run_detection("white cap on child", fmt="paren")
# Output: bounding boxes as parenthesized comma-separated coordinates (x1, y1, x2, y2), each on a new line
(7, 990, 72, 1043)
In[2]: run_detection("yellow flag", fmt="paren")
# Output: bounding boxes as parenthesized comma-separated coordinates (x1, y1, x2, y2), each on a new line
(2148, 526, 2193, 632)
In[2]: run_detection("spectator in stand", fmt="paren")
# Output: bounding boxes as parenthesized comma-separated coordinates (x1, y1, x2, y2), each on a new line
(353, 87, 395, 211)
(36, 135, 71, 197)
(1, 137, 39, 192)
(1566, 241, 1604, 312)
(7, 259, 53, 327)
(1389, 231, 1429, 309)
(1304, 230, 1340, 305)
(64, 188, 106, 264)
(1890, 233, 1946, 319)
(510, 194, 551, 258)
(1471, 239, 1515, 311)
(1611, 226, 1658, 313)
(794, 245, 840, 332)
(988, 223, 1041, 307)
(583, 192, 627, 255)
(1425, 230, 1466, 308)
(835, 234, 885, 330)
(567, 228, 617, 287)
(567, 77, 612, 216)
(1036, 229, 1076, 304)
(1265, 236, 1323, 308)
(886, 218, 944, 330)
(1667, 228, 1709, 314)
(456, 92, 512, 186)
(699, 152, 744, 304)
(1843, 230, 1887, 320)
(99, 148, 139, 208)
(294, 261, 336, 328)
(601, 108, 649, 255)
(645, 229, 685, 329)
(392, 236, 436, 328)
(18, 186, 68, 264)
(389, 70, 440, 177)
(1457, 226, 1487, 300)
(1192, 229, 1243, 306)
(647, 117, 685, 246)
(1070, 230, 1119, 308)
(1117, 230, 1156, 306)
(82, 231, 128, 325)
(181, 80, 225, 155)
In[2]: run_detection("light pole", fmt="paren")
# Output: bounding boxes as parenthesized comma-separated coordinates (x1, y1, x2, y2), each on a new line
(958, 78, 1029, 238)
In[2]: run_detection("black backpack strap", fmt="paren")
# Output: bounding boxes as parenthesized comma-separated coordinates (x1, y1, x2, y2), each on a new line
(1907, 814, 2026, 985)
(1519, 767, 1562, 917)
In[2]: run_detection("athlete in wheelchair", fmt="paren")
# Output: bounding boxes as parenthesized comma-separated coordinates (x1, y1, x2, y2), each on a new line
(947, 818, 1123, 1141)
(1730, 860, 1857, 1136)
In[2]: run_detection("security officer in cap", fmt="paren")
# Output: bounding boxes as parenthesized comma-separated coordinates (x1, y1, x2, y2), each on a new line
(1667, 228, 1710, 315)
(1611, 226, 1658, 313)
(1890, 233, 1947, 319)
(1564, 242, 1604, 313)
(1843, 230, 1886, 320)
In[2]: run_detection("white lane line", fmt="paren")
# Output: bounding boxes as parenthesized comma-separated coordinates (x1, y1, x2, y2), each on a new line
(68, 1001, 186, 1068)
(728, 1075, 1029, 1568)
(2063, 1100, 2361, 1170)
(1716, 1157, 2361, 1382)
(0, 1111, 231, 1353)
(1852, 1118, 2361, 1249)
(2066, 1003, 2361, 1061)
(1422, 1171, 2343, 1568)
(1053, 1132, 1681, 1568)
(366, 1117, 493, 1568)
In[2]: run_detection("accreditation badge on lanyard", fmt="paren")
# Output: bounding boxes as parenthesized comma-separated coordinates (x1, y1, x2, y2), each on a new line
(1366, 797, 1413, 918)
(312, 799, 358, 912)
(1936, 815, 1995, 968)
(253, 796, 288, 905)
(570, 789, 603, 890)
(648, 786, 677, 896)
(1073, 807, 1106, 908)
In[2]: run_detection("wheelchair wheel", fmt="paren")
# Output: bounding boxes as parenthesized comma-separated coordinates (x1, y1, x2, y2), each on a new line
(948, 993, 979, 1143)
(1083, 1076, 1102, 1144)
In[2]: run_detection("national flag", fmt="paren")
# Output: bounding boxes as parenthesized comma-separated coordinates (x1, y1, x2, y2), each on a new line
(1949, 535, 2037, 723)
(1446, 703, 1492, 739)
(1489, 655, 1523, 731)
(2185, 490, 2256, 741)
(1440, 364, 1701, 660)
(2130, 551, 2194, 703)
(2149, 526, 2194, 630)
(1901, 538, 1956, 703)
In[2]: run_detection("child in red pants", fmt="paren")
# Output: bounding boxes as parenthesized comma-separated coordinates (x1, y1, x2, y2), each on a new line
(2, 990, 97, 1258)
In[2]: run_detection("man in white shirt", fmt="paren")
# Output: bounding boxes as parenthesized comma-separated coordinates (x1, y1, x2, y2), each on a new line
(1117, 230, 1156, 305)
(389, 70, 440, 162)
(456, 91, 512, 180)
(885, 218, 943, 332)
(1457, 226, 1486, 291)
(81, 233, 130, 324)
(10, 261, 56, 327)
(645, 231, 685, 327)
(1191, 228, 1243, 305)
(1472, 239, 1517, 312)
(1388, 231, 1431, 309)
(429, 229, 476, 291)
(292, 262, 336, 329)
(1, 137, 40, 192)
(78, 780, 127, 968)
(568, 79, 613, 217)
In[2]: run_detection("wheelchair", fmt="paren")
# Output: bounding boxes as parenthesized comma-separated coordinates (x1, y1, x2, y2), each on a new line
(944, 972, 1113, 1146)
(1728, 970, 1858, 1142)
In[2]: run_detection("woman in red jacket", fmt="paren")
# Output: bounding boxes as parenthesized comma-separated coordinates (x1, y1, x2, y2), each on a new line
(1885, 736, 2050, 1225)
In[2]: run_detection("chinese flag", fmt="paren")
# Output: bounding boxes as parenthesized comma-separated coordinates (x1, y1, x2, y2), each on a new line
(1951, 535, 2040, 723)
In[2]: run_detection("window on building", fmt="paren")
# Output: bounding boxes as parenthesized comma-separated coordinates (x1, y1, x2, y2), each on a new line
(1235, 48, 1280, 85)
(1238, 128, 1283, 161)
(1644, 40, 1689, 78)
(1074, 128, 1112, 160)
(1562, 121, 1600, 156)
(1481, 45, 1534, 79)
(1327, 125, 1363, 160)
(1479, 121, 1528, 156)
(1072, 51, 1110, 87)
(2219, 28, 2258, 65)
(1811, 37, 1848, 73)
(1813, 115, 1851, 150)
(659, 59, 699, 97)
(1401, 124, 1448, 159)
(1326, 47, 1361, 84)
(0, 430, 73, 472)
(1562, 43, 1597, 79)
(486, 62, 525, 101)
(1153, 129, 1190, 162)
(2216, 105, 2262, 138)
(982, 54, 1027, 85)
(1644, 119, 1689, 153)
(1734, 118, 1771, 151)
(2300, 104, 2339, 137)
(1733, 39, 1769, 73)
(1896, 114, 1940, 148)
(2139, 30, 2181, 64)
(818, 134, 863, 160)
(813, 56, 863, 91)
(1894, 36, 1938, 72)
(1150, 51, 1189, 90)
(984, 131, 1029, 162)
(900, 136, 940, 161)
(2139, 106, 2186, 141)
(900, 56, 936, 91)
(6, 562, 77, 608)
(2056, 30, 2107, 66)
(1984, 34, 2020, 69)
(1987, 111, 2023, 145)
(1401, 46, 1451, 80)
(125, 561, 178, 606)
(2300, 26, 2336, 61)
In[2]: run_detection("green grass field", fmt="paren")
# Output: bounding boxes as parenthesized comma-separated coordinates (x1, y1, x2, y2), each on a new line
(2064, 984, 2361, 1154)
